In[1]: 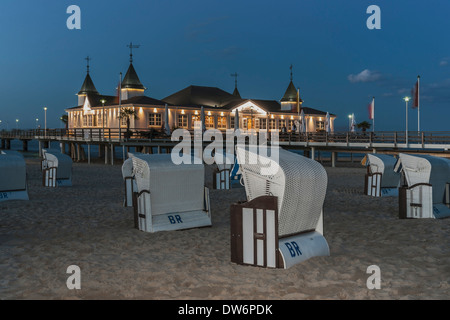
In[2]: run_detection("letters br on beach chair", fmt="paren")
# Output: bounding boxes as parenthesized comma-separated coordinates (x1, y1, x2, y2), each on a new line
(362, 153, 400, 197)
(0, 151, 29, 201)
(395, 153, 450, 219)
(42, 150, 73, 187)
(131, 153, 211, 233)
(230, 146, 329, 269)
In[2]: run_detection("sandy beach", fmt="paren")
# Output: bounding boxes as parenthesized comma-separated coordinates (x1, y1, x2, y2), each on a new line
(0, 157, 448, 300)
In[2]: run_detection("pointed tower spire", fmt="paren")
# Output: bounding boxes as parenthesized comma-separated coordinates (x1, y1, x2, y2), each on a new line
(121, 43, 146, 100)
(281, 65, 302, 111)
(231, 72, 241, 99)
(77, 56, 99, 106)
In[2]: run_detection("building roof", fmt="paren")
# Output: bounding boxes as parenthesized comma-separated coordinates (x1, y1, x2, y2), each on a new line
(280, 80, 302, 103)
(163, 85, 241, 108)
(121, 63, 146, 90)
(78, 73, 99, 95)
(232, 87, 242, 99)
(66, 93, 168, 110)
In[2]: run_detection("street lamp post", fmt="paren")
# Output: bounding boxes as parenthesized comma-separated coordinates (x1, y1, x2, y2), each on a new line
(348, 114, 352, 131)
(36, 118, 39, 129)
(16, 119, 19, 130)
(403, 97, 410, 146)
(100, 99, 106, 140)
(44, 107, 47, 138)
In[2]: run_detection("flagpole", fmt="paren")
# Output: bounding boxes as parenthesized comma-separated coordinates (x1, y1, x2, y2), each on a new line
(417, 75, 420, 133)
(119, 72, 122, 141)
(372, 96, 375, 132)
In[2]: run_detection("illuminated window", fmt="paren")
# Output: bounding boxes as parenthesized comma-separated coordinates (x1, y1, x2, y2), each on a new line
(82, 115, 87, 127)
(217, 116, 227, 129)
(268, 118, 276, 130)
(177, 114, 188, 128)
(205, 115, 214, 128)
(279, 119, 287, 130)
(259, 118, 267, 130)
(97, 112, 103, 127)
(192, 115, 201, 129)
(149, 113, 162, 126)
(288, 119, 296, 131)
(230, 116, 235, 129)
(316, 121, 325, 131)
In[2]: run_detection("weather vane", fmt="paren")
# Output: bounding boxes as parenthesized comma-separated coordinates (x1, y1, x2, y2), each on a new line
(127, 42, 141, 63)
(85, 56, 91, 74)
(231, 72, 239, 89)
(290, 64, 293, 81)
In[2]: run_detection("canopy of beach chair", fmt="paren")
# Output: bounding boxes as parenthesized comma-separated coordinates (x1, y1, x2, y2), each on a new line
(236, 146, 327, 237)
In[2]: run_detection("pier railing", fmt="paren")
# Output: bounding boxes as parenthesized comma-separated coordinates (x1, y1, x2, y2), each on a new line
(1, 128, 450, 150)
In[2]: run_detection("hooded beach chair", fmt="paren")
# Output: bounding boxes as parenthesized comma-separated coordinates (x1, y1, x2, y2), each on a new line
(41, 148, 62, 171)
(131, 153, 211, 233)
(230, 146, 329, 269)
(0, 151, 29, 201)
(394, 153, 450, 219)
(362, 153, 401, 197)
(212, 151, 234, 190)
(42, 150, 73, 187)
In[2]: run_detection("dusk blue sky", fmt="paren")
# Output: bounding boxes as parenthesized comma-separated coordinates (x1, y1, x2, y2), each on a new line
(0, 0, 449, 131)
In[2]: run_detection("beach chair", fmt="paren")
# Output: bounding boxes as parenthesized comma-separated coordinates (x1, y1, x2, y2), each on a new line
(230, 146, 329, 269)
(41, 148, 61, 171)
(0, 151, 29, 201)
(42, 150, 73, 187)
(131, 153, 211, 233)
(394, 153, 450, 219)
(362, 153, 400, 197)
(212, 152, 234, 190)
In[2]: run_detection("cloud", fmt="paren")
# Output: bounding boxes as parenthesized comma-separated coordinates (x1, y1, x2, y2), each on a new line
(347, 69, 382, 83)
(185, 16, 229, 43)
(205, 46, 242, 60)
(439, 58, 449, 66)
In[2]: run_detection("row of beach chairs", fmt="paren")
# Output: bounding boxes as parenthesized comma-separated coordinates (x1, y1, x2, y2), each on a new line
(0, 149, 73, 202)
(121, 146, 330, 269)
(363, 153, 450, 219)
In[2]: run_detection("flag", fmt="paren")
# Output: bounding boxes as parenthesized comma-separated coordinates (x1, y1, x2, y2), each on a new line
(368, 99, 374, 120)
(411, 78, 419, 109)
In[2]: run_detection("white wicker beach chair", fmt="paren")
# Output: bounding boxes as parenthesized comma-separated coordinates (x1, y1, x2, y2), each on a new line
(230, 146, 329, 269)
(0, 152, 29, 201)
(363, 153, 400, 197)
(395, 153, 450, 219)
(42, 150, 73, 187)
(131, 153, 211, 233)
(41, 148, 62, 171)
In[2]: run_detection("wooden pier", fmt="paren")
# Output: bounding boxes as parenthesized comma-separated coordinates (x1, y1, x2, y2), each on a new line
(1, 128, 449, 166)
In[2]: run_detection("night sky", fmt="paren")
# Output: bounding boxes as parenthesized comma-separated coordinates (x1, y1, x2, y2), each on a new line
(1, 0, 449, 131)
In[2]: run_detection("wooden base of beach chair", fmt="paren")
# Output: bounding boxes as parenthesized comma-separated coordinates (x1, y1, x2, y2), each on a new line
(0, 189, 29, 202)
(365, 173, 398, 197)
(134, 187, 211, 233)
(230, 196, 330, 269)
(399, 184, 433, 219)
(365, 172, 381, 197)
(43, 167, 57, 187)
(42, 167, 72, 187)
(213, 169, 231, 189)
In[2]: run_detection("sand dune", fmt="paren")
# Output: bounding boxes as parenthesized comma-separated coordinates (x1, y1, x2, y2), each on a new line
(0, 158, 448, 300)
